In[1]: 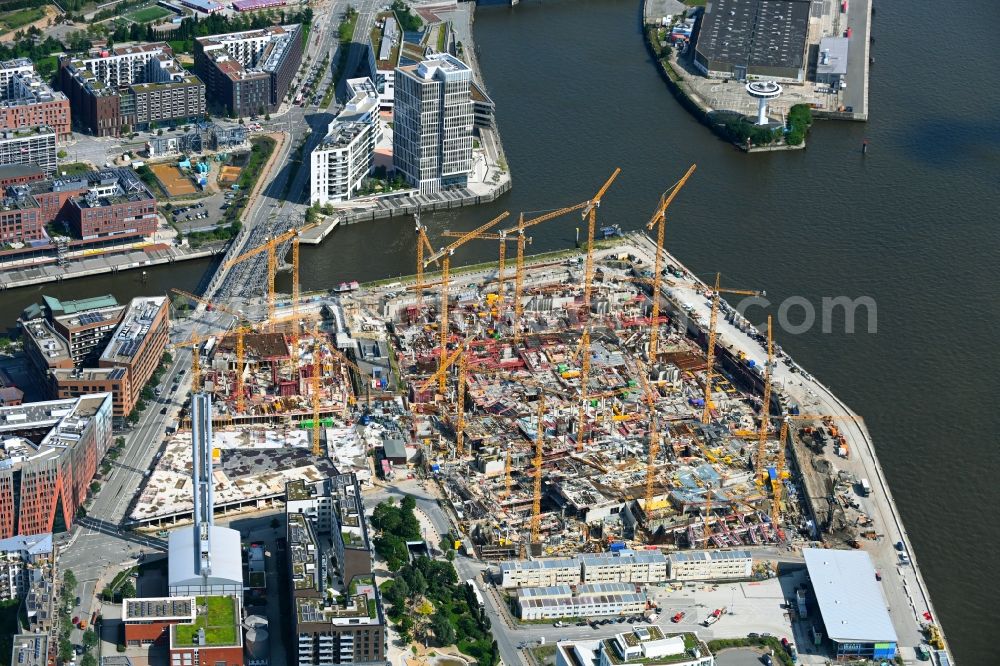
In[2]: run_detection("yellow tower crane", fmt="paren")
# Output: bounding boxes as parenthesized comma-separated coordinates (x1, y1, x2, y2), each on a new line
(768, 413, 864, 527)
(755, 316, 774, 485)
(702, 274, 763, 424)
(530, 392, 546, 545)
(415, 212, 438, 309)
(633, 357, 662, 513)
(572, 328, 592, 453)
(440, 230, 527, 317)
(424, 212, 510, 392)
(312, 325, 323, 456)
(501, 445, 513, 499)
(644, 165, 696, 360)
(222, 222, 318, 325)
(579, 168, 621, 314)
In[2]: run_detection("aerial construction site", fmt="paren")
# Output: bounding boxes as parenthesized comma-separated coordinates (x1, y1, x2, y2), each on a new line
(164, 165, 860, 557)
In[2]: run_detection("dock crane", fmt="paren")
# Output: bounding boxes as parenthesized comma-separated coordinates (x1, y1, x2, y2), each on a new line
(424, 212, 510, 392)
(702, 274, 763, 424)
(755, 316, 774, 485)
(222, 222, 318, 325)
(644, 164, 696, 360)
(441, 229, 527, 317)
(415, 212, 438, 308)
(580, 168, 621, 315)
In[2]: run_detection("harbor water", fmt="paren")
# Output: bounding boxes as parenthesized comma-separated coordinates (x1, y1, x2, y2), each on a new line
(1, 1, 997, 659)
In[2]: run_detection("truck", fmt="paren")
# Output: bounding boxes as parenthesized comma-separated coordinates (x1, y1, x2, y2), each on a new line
(859, 478, 871, 496)
(702, 607, 726, 626)
(465, 579, 485, 608)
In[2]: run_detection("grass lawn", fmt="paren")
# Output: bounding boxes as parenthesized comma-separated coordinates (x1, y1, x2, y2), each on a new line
(58, 162, 93, 177)
(0, 7, 45, 31)
(126, 6, 171, 23)
(173, 596, 237, 646)
(168, 38, 192, 55)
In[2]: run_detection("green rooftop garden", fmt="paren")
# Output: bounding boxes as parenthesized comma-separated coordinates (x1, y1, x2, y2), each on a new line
(173, 596, 238, 647)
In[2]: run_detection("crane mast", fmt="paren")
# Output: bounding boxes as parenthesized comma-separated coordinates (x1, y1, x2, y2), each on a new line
(530, 393, 546, 545)
(580, 169, 621, 316)
(645, 165, 696, 359)
(701, 274, 761, 423)
(755, 316, 773, 484)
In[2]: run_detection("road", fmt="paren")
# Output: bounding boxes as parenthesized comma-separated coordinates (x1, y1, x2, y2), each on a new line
(843, 0, 871, 115)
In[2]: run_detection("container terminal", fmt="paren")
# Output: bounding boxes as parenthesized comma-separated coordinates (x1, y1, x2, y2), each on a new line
(150, 169, 952, 663)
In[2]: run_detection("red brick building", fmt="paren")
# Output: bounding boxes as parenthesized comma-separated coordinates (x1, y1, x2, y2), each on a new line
(0, 60, 71, 140)
(121, 595, 245, 666)
(0, 393, 113, 538)
(123, 597, 197, 647)
(0, 167, 157, 245)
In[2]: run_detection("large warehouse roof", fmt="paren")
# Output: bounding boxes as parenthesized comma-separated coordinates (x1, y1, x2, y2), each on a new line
(168, 525, 243, 590)
(803, 548, 898, 644)
(694, 0, 810, 72)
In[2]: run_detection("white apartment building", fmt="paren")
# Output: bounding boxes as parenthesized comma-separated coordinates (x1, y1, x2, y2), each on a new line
(499, 557, 580, 589)
(581, 551, 670, 584)
(668, 550, 752, 581)
(309, 80, 381, 205)
(0, 534, 52, 602)
(392, 53, 473, 194)
(0, 58, 34, 92)
(515, 583, 646, 620)
(72, 43, 172, 88)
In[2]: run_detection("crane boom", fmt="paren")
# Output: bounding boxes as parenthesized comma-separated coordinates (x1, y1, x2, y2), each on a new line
(222, 222, 318, 324)
(170, 289, 246, 321)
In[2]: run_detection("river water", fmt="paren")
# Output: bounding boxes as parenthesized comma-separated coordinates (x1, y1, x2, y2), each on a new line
(3, 0, 997, 658)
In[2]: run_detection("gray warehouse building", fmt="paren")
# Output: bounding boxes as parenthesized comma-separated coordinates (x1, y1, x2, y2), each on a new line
(693, 0, 811, 82)
(815, 37, 849, 88)
(802, 548, 898, 661)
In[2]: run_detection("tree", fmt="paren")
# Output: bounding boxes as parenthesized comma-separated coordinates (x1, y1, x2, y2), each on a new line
(57, 150, 68, 159)
(58, 637, 73, 663)
(63, 569, 77, 595)
(118, 580, 136, 600)
(82, 629, 98, 651)
(270, 517, 280, 530)
(89, 481, 100, 495)
(81, 654, 97, 666)
(431, 612, 456, 646)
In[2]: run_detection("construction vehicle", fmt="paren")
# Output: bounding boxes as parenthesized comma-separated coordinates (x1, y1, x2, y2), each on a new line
(644, 165, 696, 359)
(424, 212, 510, 391)
(222, 222, 318, 325)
